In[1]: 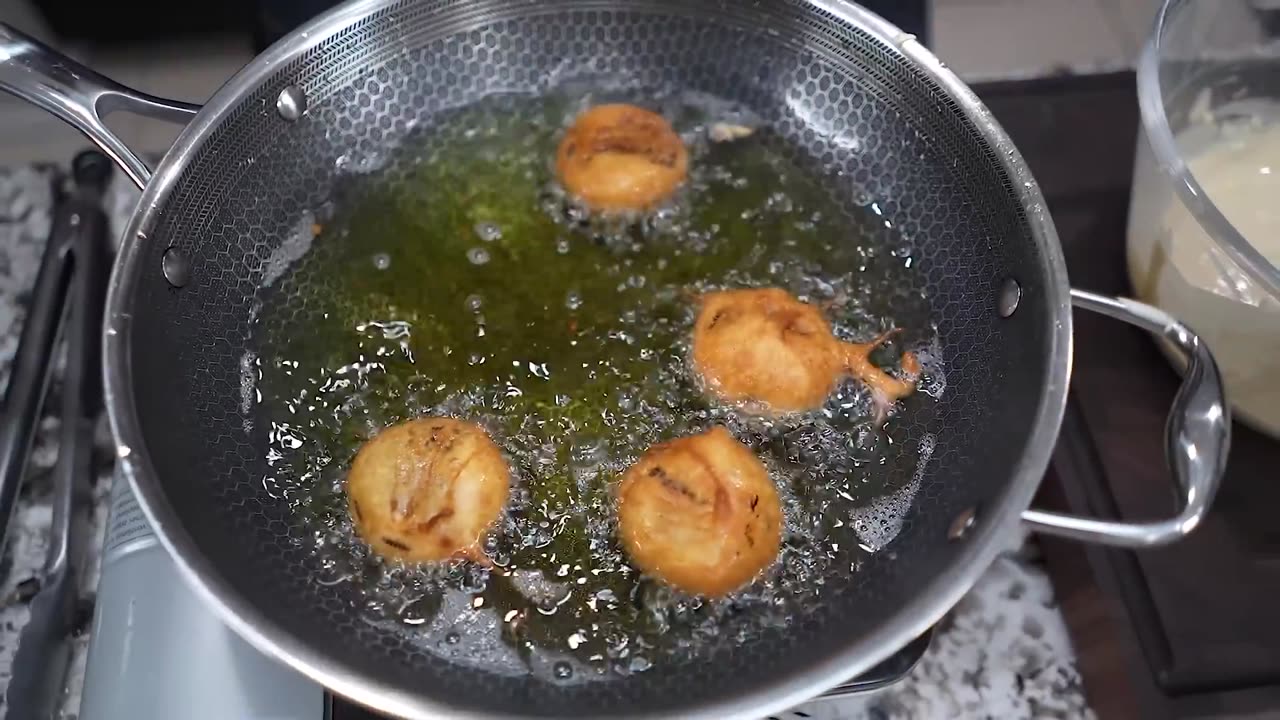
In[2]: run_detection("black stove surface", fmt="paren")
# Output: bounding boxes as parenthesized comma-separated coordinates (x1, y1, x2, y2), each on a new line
(978, 70, 1280, 718)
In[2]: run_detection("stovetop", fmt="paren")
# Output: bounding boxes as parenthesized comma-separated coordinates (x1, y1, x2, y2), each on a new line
(979, 70, 1280, 718)
(12, 66, 1261, 720)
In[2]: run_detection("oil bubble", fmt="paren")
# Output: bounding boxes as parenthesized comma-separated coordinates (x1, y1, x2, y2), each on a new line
(474, 222, 503, 242)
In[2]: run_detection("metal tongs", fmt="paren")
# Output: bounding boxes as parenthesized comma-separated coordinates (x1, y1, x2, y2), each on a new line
(1, 151, 112, 718)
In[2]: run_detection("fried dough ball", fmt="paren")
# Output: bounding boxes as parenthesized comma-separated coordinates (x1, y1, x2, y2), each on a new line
(555, 104, 688, 213)
(691, 288, 920, 415)
(346, 417, 509, 564)
(617, 426, 782, 597)
(692, 288, 846, 413)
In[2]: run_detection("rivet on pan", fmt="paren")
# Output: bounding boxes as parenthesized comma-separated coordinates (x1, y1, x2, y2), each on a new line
(996, 278, 1021, 318)
(276, 85, 307, 121)
(161, 247, 190, 288)
(948, 508, 976, 541)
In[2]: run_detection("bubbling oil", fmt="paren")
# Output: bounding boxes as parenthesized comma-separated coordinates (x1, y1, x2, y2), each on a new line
(254, 89, 941, 682)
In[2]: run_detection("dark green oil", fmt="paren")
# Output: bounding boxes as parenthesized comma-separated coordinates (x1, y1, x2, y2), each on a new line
(254, 92, 937, 680)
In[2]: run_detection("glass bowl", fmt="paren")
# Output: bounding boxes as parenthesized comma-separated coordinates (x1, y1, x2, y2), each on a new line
(1127, 0, 1280, 437)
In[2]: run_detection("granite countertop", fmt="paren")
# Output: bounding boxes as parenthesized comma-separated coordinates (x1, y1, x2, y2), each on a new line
(0, 164, 1094, 720)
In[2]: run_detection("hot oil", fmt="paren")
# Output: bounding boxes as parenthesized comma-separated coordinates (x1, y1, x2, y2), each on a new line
(254, 90, 941, 681)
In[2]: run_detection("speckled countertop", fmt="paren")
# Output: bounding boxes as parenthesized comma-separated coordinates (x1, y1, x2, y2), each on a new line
(0, 164, 1094, 720)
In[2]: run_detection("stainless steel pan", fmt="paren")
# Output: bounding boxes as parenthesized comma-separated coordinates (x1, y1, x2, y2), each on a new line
(0, 2, 1229, 718)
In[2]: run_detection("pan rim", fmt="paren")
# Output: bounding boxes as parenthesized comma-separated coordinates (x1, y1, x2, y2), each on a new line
(101, 0, 1073, 717)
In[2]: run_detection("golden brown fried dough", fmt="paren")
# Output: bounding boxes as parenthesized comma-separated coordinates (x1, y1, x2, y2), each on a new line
(843, 330, 922, 406)
(692, 288, 919, 414)
(692, 288, 845, 413)
(346, 417, 509, 563)
(617, 426, 782, 597)
(556, 104, 688, 213)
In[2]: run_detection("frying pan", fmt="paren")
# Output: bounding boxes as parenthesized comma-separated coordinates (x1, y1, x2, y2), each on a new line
(0, 2, 1229, 718)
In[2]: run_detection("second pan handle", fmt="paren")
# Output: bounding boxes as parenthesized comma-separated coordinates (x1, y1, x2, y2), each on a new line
(0, 24, 200, 188)
(1022, 289, 1229, 547)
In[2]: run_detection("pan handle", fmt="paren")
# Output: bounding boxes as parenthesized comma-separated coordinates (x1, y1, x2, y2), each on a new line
(0, 23, 200, 189)
(1021, 289, 1229, 547)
